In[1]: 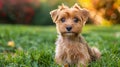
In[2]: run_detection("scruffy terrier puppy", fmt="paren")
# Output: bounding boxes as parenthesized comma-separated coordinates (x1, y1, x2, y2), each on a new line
(50, 4, 101, 67)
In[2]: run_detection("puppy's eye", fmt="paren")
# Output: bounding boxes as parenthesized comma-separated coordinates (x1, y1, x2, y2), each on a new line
(60, 18, 66, 23)
(73, 17, 79, 23)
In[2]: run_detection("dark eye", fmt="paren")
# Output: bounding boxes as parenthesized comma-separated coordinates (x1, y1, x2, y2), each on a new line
(73, 17, 79, 23)
(60, 18, 66, 23)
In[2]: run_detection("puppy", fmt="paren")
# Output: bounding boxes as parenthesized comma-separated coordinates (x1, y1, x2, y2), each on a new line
(50, 4, 101, 67)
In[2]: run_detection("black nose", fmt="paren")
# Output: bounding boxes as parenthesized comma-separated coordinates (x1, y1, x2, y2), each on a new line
(66, 26, 72, 31)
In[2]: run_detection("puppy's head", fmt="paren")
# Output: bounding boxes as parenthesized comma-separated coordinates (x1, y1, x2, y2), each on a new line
(50, 4, 89, 36)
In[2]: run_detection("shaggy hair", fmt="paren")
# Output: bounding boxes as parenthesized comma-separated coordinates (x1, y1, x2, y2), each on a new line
(50, 3, 101, 67)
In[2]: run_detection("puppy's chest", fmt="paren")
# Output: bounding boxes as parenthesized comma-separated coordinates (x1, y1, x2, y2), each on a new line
(56, 41, 88, 63)
(62, 42, 86, 56)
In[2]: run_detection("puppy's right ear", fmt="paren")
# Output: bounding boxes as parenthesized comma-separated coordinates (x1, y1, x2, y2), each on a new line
(50, 9, 58, 23)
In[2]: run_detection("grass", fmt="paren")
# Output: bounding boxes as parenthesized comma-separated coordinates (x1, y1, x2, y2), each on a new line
(0, 24, 120, 67)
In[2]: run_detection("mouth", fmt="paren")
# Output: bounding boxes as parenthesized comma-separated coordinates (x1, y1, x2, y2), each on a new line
(63, 32, 75, 33)
(62, 32, 77, 35)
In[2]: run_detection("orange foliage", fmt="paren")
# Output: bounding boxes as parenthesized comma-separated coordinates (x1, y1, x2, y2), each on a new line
(78, 0, 120, 25)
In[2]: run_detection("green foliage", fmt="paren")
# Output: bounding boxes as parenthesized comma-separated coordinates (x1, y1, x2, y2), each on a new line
(32, 3, 54, 25)
(0, 24, 120, 67)
(31, 1, 62, 25)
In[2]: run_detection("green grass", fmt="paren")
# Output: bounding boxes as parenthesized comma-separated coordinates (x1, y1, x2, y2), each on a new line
(0, 24, 120, 67)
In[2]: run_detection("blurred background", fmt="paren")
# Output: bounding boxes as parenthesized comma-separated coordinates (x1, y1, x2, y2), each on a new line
(0, 0, 120, 66)
(0, 0, 120, 26)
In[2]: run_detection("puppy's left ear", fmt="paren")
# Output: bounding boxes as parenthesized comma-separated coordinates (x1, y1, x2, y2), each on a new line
(81, 9, 89, 24)
(50, 9, 58, 23)
(73, 3, 89, 24)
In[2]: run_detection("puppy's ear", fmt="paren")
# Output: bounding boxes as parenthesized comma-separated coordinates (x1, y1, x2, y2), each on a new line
(73, 3, 89, 25)
(50, 4, 68, 23)
(50, 9, 58, 23)
(81, 9, 89, 25)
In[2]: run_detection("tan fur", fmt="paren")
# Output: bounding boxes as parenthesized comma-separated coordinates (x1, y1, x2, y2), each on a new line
(50, 3, 101, 67)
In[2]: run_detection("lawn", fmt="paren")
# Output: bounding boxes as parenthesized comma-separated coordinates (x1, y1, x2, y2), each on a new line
(0, 24, 120, 67)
